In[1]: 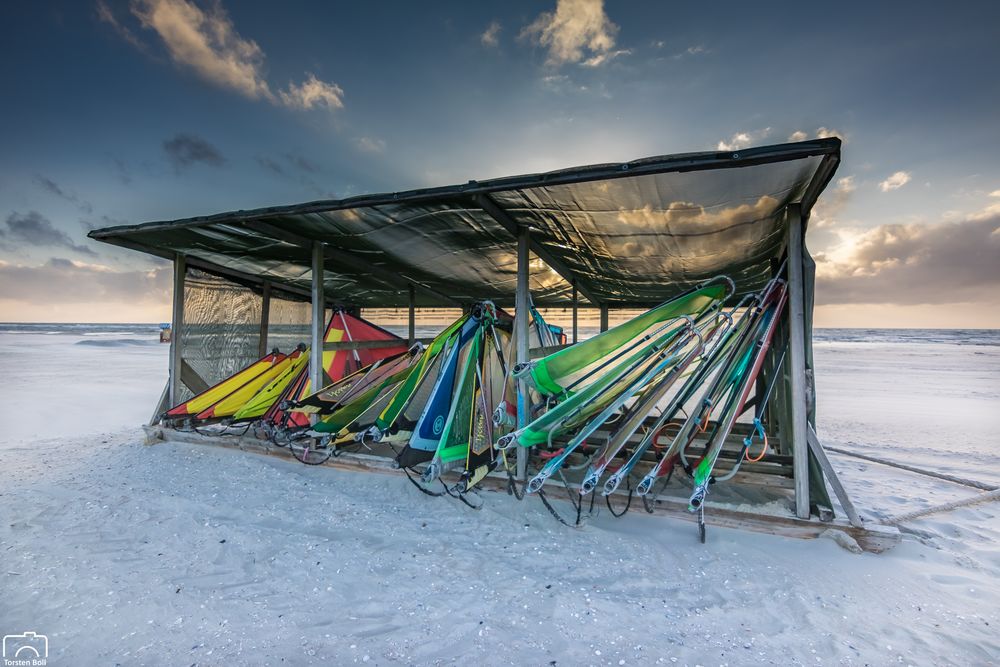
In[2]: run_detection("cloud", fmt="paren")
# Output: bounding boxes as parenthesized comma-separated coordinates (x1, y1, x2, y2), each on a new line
(33, 175, 93, 214)
(836, 176, 856, 194)
(122, 0, 344, 112)
(256, 152, 320, 176)
(163, 133, 226, 170)
(989, 189, 1000, 198)
(96, 0, 151, 54)
(811, 176, 856, 229)
(132, 0, 271, 99)
(278, 74, 344, 111)
(814, 210, 1000, 305)
(581, 48, 631, 67)
(1, 211, 97, 256)
(716, 128, 771, 152)
(481, 20, 501, 48)
(256, 155, 286, 176)
(354, 136, 386, 154)
(672, 45, 707, 59)
(879, 171, 911, 192)
(0, 257, 171, 305)
(788, 127, 845, 142)
(521, 0, 619, 67)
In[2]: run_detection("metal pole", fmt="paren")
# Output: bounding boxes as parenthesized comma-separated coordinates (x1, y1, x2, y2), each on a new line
(408, 284, 416, 346)
(169, 254, 186, 406)
(572, 281, 578, 344)
(258, 281, 271, 357)
(599, 304, 609, 333)
(786, 204, 811, 519)
(310, 242, 325, 395)
(515, 226, 531, 480)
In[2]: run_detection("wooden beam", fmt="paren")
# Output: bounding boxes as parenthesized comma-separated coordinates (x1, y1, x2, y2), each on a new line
(180, 358, 211, 395)
(475, 193, 602, 306)
(149, 381, 170, 426)
(515, 225, 530, 480)
(169, 254, 186, 406)
(259, 281, 271, 357)
(599, 304, 609, 332)
(408, 284, 416, 346)
(529, 343, 571, 359)
(240, 219, 461, 307)
(143, 424, 900, 554)
(572, 281, 578, 344)
(324, 338, 431, 351)
(807, 426, 863, 528)
(310, 242, 325, 396)
(786, 204, 810, 519)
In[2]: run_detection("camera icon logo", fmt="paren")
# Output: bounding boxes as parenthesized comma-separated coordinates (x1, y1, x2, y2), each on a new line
(2, 632, 48, 660)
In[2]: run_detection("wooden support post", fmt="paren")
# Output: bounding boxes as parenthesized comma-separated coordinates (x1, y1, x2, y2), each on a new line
(169, 253, 186, 406)
(310, 242, 325, 396)
(515, 225, 530, 480)
(408, 284, 416, 346)
(599, 304, 609, 332)
(572, 281, 578, 344)
(259, 281, 271, 357)
(807, 426, 863, 528)
(786, 204, 810, 519)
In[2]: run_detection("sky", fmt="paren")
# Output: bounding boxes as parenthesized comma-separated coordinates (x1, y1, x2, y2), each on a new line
(0, 0, 998, 327)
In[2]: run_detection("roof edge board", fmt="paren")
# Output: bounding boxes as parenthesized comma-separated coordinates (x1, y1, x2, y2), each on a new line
(87, 139, 841, 240)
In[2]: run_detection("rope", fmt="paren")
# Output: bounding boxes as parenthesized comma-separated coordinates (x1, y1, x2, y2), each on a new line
(744, 431, 769, 463)
(605, 475, 633, 517)
(826, 446, 998, 492)
(886, 488, 1000, 524)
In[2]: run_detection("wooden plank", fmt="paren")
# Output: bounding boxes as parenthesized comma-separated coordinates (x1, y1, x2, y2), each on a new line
(310, 242, 325, 399)
(515, 225, 530, 480)
(169, 254, 186, 406)
(179, 358, 210, 395)
(259, 281, 271, 357)
(785, 204, 810, 518)
(407, 284, 416, 346)
(529, 343, 570, 359)
(149, 381, 169, 426)
(143, 425, 899, 553)
(807, 426, 864, 528)
(572, 281, 579, 344)
(324, 338, 431, 351)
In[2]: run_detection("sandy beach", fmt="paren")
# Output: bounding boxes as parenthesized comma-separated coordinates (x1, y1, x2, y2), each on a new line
(1, 326, 998, 665)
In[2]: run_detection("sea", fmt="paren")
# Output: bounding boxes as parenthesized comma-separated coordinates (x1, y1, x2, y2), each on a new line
(0, 323, 997, 485)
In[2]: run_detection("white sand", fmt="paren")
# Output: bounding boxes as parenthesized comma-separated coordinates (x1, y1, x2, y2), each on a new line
(1, 329, 999, 665)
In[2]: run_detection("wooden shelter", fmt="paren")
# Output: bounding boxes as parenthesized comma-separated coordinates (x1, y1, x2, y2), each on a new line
(90, 138, 900, 552)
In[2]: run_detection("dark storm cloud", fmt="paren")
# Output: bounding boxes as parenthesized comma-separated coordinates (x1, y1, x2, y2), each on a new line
(1, 211, 97, 256)
(256, 155, 286, 176)
(0, 257, 170, 304)
(815, 212, 1000, 306)
(285, 153, 318, 173)
(33, 174, 93, 213)
(163, 133, 227, 170)
(256, 152, 320, 176)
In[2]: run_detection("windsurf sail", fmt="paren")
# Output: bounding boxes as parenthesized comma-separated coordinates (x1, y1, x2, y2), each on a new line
(163, 350, 286, 419)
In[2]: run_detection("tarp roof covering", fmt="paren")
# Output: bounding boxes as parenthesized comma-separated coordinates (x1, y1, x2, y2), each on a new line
(90, 139, 840, 308)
